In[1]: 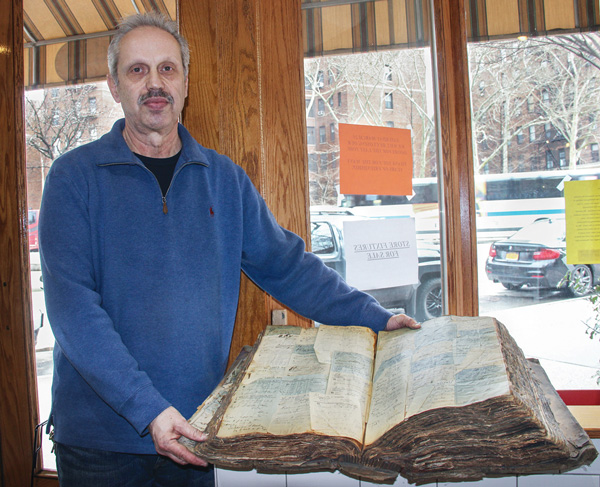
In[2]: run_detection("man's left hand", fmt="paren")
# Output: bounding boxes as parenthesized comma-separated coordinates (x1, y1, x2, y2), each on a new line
(148, 406, 209, 467)
(385, 314, 421, 331)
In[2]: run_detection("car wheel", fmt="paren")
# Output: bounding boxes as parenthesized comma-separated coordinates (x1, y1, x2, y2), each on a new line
(416, 277, 442, 322)
(568, 265, 593, 297)
(501, 282, 523, 290)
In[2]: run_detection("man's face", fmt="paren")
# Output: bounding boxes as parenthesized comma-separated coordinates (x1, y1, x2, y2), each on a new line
(107, 26, 188, 136)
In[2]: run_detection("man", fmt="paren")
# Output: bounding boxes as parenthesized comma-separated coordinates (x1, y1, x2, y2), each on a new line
(39, 12, 420, 487)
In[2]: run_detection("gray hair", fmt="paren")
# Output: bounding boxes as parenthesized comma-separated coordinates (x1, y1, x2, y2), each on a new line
(107, 12, 190, 85)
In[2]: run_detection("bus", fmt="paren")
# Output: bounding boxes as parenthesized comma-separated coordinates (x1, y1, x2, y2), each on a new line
(338, 168, 600, 236)
(475, 168, 600, 232)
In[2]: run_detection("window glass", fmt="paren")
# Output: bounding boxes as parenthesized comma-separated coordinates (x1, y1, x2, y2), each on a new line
(305, 48, 443, 324)
(26, 80, 122, 470)
(468, 33, 600, 390)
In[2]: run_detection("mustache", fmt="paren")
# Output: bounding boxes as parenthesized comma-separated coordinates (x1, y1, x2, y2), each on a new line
(138, 89, 174, 105)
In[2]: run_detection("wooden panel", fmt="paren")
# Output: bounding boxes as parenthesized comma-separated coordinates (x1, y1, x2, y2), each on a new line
(34, 476, 60, 487)
(432, 0, 479, 318)
(181, 0, 311, 366)
(0, 0, 41, 485)
(257, 0, 312, 323)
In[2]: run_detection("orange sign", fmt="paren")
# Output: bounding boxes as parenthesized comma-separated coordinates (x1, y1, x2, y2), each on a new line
(339, 123, 413, 196)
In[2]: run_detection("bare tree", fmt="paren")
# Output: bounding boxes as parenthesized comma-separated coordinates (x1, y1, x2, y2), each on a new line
(469, 34, 600, 173)
(528, 32, 600, 72)
(469, 41, 545, 173)
(534, 47, 600, 168)
(25, 84, 98, 162)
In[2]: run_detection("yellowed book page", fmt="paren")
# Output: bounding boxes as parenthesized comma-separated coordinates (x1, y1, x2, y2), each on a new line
(365, 316, 510, 446)
(364, 327, 414, 445)
(314, 325, 377, 435)
(309, 392, 364, 443)
(244, 326, 310, 381)
(218, 325, 375, 441)
(314, 325, 376, 363)
(326, 349, 374, 422)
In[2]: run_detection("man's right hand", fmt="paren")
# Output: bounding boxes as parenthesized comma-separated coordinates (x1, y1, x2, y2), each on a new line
(148, 406, 209, 467)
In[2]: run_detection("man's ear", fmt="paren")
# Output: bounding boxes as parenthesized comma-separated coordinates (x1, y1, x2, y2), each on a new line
(107, 74, 121, 103)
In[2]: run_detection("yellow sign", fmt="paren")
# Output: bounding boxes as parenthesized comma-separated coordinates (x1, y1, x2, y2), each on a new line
(564, 180, 600, 264)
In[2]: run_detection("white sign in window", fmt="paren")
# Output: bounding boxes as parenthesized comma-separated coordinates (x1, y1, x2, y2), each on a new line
(343, 218, 418, 290)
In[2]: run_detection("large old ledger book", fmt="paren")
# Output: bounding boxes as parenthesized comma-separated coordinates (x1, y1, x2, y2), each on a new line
(181, 316, 598, 484)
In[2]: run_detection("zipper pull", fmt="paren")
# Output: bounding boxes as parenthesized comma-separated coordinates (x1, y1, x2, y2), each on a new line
(162, 197, 168, 214)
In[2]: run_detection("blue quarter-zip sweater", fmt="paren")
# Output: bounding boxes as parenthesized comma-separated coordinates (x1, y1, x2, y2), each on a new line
(39, 119, 393, 453)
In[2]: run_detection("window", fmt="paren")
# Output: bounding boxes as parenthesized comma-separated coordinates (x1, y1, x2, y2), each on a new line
(307, 126, 315, 145)
(311, 221, 336, 254)
(316, 70, 324, 88)
(306, 98, 315, 117)
(516, 127, 524, 144)
(384, 93, 393, 109)
(592, 143, 599, 162)
(558, 149, 566, 167)
(318, 99, 325, 115)
(384, 64, 393, 81)
(305, 46, 442, 325)
(527, 96, 534, 112)
(8, 7, 598, 484)
(542, 89, 550, 103)
(468, 33, 600, 393)
(319, 125, 326, 143)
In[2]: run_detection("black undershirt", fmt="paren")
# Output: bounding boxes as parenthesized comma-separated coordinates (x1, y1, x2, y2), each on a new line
(136, 150, 182, 197)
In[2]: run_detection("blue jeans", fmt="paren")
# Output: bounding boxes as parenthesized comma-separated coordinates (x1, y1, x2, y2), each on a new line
(55, 443, 215, 487)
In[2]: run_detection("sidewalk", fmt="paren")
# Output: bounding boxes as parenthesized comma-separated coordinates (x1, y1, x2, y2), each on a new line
(491, 297, 600, 390)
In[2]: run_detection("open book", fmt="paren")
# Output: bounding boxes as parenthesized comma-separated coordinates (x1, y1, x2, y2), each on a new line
(181, 316, 597, 484)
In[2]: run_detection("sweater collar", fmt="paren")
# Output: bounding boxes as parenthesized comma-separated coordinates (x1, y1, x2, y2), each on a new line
(97, 119, 210, 168)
